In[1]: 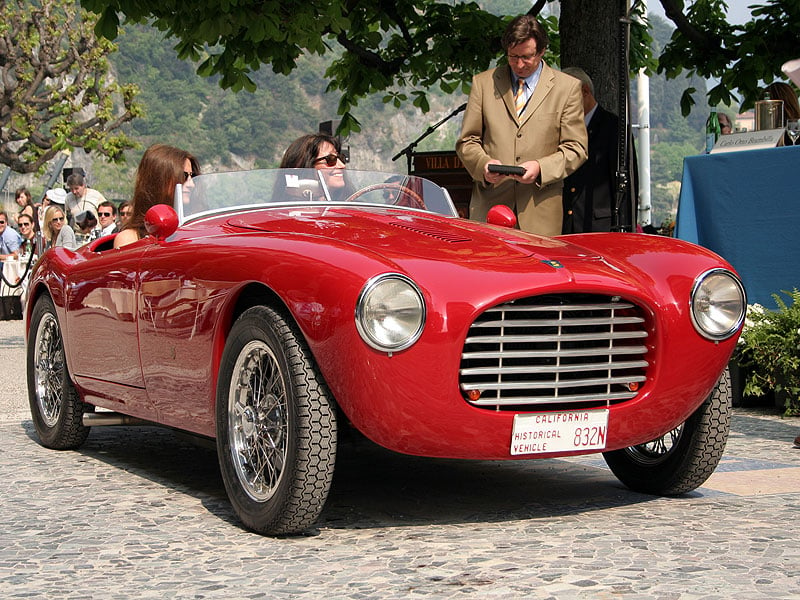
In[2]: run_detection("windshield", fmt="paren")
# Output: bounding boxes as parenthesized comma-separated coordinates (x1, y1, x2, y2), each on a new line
(175, 169, 458, 223)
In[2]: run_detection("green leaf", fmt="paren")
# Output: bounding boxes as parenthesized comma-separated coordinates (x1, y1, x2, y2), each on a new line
(94, 9, 120, 40)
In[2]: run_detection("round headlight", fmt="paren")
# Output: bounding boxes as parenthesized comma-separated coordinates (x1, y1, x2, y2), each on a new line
(690, 269, 746, 340)
(355, 274, 425, 352)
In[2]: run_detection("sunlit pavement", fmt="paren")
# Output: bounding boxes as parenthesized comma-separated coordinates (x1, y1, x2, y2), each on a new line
(1, 319, 798, 599)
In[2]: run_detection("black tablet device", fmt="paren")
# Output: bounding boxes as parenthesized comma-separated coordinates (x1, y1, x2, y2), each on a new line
(487, 164, 525, 176)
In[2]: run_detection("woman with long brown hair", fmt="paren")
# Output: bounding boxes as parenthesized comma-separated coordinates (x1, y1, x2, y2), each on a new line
(114, 144, 199, 248)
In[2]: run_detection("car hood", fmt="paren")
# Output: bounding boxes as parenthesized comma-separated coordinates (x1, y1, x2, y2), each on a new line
(223, 206, 602, 267)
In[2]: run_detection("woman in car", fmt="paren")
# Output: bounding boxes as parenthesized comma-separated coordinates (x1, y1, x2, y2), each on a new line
(114, 144, 200, 249)
(279, 134, 352, 201)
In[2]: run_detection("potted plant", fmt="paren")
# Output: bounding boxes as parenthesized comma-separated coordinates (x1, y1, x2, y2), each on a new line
(733, 289, 800, 417)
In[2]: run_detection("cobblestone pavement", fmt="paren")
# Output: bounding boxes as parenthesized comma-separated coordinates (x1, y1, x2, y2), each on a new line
(1, 319, 798, 599)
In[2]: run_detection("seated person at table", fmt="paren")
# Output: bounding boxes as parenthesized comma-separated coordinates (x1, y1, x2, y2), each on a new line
(14, 188, 38, 226)
(114, 144, 199, 249)
(718, 112, 733, 135)
(118, 201, 133, 227)
(75, 211, 98, 240)
(16, 215, 39, 258)
(97, 201, 119, 236)
(0, 211, 23, 260)
(43, 206, 78, 250)
(765, 82, 800, 146)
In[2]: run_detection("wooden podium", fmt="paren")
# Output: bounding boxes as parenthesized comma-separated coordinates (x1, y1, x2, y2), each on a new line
(410, 151, 472, 218)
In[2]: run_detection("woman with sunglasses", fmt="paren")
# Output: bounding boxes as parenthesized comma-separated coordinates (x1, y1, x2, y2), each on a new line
(43, 205, 77, 250)
(16, 214, 39, 257)
(115, 144, 199, 249)
(279, 134, 352, 200)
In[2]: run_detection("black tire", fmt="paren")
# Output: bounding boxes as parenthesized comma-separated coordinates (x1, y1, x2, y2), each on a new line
(27, 295, 91, 449)
(603, 368, 731, 495)
(216, 306, 337, 535)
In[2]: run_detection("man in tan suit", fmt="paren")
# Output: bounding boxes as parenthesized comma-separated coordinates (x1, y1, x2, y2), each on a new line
(456, 15, 587, 236)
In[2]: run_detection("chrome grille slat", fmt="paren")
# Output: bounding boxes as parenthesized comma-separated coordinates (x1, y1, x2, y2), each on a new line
(463, 374, 647, 391)
(484, 301, 636, 313)
(469, 391, 639, 407)
(460, 360, 649, 376)
(462, 345, 647, 360)
(471, 316, 644, 328)
(459, 293, 650, 411)
(465, 331, 647, 344)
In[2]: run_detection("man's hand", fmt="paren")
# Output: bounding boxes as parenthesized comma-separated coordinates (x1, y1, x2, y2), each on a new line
(512, 160, 541, 185)
(485, 159, 541, 185)
(484, 159, 504, 184)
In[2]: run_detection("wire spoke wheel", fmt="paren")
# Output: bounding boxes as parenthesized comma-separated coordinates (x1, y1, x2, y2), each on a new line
(27, 295, 90, 449)
(216, 306, 337, 535)
(33, 312, 66, 427)
(620, 423, 685, 465)
(229, 341, 289, 502)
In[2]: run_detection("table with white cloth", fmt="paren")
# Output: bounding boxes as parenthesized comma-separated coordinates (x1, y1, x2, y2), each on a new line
(675, 145, 800, 307)
(1, 257, 30, 319)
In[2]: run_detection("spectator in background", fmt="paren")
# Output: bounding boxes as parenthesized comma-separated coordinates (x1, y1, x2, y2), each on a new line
(14, 187, 38, 226)
(718, 112, 733, 135)
(115, 144, 199, 249)
(561, 67, 637, 233)
(42, 205, 77, 250)
(65, 172, 105, 232)
(118, 201, 133, 227)
(765, 82, 800, 146)
(0, 211, 23, 260)
(16, 214, 39, 258)
(75, 211, 97, 242)
(97, 201, 119, 236)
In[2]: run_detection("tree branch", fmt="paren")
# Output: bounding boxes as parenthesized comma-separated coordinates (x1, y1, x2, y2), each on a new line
(658, 0, 712, 47)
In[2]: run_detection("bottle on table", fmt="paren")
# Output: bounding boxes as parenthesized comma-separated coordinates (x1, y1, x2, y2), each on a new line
(705, 107, 721, 154)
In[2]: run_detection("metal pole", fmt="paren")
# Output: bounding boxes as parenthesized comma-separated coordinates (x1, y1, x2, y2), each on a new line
(0, 167, 11, 193)
(634, 0, 651, 228)
(613, 0, 633, 232)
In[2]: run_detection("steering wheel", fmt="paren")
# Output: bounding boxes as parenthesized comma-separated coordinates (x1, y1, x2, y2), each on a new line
(344, 183, 425, 210)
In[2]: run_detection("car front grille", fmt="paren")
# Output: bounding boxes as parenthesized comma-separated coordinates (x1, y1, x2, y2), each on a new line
(459, 294, 649, 410)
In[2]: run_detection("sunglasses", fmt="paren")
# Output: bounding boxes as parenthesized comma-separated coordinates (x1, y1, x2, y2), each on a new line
(19, 222, 32, 227)
(312, 153, 348, 167)
(0, 220, 5, 225)
(52, 216, 65, 222)
(98, 212, 113, 217)
(183, 171, 194, 182)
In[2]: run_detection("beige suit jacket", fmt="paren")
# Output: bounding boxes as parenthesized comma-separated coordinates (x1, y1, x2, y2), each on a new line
(456, 62, 588, 236)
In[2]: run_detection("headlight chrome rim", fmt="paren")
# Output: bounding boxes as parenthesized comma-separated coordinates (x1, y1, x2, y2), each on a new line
(355, 273, 426, 352)
(690, 268, 746, 341)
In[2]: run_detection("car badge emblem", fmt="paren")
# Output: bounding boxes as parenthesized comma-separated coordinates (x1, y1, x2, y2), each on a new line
(541, 260, 563, 269)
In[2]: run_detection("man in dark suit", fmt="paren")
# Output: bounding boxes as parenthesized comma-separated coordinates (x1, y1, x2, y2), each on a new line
(561, 67, 638, 233)
(456, 15, 587, 236)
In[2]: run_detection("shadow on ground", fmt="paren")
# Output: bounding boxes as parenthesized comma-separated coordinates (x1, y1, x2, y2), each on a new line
(21, 419, 658, 534)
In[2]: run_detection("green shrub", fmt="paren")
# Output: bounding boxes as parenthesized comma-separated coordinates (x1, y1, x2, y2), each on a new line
(734, 289, 800, 416)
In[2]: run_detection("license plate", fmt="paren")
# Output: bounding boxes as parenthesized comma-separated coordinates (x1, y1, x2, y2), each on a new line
(510, 409, 609, 455)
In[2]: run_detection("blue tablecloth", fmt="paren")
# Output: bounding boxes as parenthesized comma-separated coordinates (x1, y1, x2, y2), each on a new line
(676, 146, 800, 307)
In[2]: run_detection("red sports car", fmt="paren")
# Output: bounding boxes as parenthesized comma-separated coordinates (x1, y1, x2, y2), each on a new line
(26, 169, 745, 535)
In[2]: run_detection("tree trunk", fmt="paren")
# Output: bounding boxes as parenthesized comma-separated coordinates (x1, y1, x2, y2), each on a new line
(559, 0, 625, 117)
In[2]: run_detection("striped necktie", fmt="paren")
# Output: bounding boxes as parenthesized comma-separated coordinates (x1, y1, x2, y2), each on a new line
(514, 81, 527, 117)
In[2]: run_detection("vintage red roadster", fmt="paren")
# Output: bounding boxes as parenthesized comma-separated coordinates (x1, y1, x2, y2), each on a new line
(26, 168, 745, 535)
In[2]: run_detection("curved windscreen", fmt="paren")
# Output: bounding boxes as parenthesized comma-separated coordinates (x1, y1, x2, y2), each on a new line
(175, 169, 458, 223)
